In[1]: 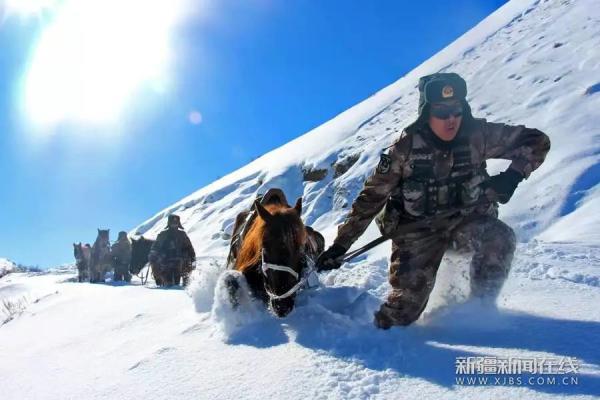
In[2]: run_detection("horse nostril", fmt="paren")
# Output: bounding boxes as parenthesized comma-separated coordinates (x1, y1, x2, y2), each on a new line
(271, 300, 293, 318)
(274, 307, 292, 318)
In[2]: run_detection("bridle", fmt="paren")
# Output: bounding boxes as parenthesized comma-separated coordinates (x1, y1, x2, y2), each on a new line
(261, 250, 316, 300)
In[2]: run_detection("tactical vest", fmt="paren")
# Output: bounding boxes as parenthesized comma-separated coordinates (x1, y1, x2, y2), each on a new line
(377, 126, 489, 236)
(163, 232, 184, 260)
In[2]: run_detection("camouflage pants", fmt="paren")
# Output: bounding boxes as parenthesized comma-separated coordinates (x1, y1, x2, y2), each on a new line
(375, 214, 516, 328)
(113, 262, 131, 282)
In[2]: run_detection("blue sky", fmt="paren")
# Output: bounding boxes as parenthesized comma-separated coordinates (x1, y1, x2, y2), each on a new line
(0, 0, 507, 267)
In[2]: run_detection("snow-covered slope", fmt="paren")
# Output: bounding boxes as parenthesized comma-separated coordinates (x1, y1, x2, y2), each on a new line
(134, 0, 600, 251)
(3, 0, 600, 399)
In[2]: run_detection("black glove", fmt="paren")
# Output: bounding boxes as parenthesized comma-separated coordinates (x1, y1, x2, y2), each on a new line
(316, 243, 347, 272)
(484, 168, 524, 204)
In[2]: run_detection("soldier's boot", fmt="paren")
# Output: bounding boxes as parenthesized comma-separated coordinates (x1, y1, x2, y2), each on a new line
(470, 262, 511, 304)
(468, 218, 516, 303)
(121, 265, 131, 282)
(373, 294, 430, 329)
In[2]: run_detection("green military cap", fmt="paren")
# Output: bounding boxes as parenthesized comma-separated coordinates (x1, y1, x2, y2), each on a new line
(417, 72, 470, 119)
(167, 214, 183, 229)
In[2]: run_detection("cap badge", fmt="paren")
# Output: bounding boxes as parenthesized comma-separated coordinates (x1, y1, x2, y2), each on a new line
(442, 85, 454, 98)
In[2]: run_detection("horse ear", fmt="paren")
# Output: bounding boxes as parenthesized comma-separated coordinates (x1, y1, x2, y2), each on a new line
(254, 200, 272, 223)
(293, 197, 302, 215)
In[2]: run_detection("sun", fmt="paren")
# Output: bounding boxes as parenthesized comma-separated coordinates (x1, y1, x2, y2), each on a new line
(20, 0, 191, 129)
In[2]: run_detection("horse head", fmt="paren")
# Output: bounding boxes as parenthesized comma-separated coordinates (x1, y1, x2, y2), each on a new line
(254, 197, 306, 317)
(97, 229, 110, 242)
(73, 242, 83, 260)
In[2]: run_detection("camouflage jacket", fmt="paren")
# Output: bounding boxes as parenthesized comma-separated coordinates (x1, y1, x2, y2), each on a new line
(333, 118, 551, 250)
(111, 238, 132, 265)
(150, 228, 196, 262)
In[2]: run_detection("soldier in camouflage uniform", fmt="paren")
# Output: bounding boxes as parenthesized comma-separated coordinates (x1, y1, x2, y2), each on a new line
(316, 72, 551, 329)
(111, 231, 132, 282)
(148, 214, 196, 286)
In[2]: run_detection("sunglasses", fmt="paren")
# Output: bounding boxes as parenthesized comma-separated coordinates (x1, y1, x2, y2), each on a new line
(430, 105, 463, 120)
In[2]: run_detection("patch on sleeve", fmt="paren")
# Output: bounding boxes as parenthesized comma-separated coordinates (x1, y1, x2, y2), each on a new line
(377, 153, 392, 174)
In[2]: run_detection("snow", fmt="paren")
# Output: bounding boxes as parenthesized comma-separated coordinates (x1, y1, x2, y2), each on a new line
(0, 258, 17, 278)
(3, 0, 600, 398)
(1, 242, 599, 399)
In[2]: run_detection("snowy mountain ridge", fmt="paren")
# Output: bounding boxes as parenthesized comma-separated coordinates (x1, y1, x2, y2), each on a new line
(0, 258, 17, 278)
(134, 0, 600, 253)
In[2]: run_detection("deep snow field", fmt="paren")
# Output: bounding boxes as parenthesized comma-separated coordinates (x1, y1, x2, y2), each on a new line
(1, 241, 599, 399)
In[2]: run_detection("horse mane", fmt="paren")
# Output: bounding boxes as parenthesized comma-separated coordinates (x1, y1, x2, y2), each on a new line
(235, 203, 306, 273)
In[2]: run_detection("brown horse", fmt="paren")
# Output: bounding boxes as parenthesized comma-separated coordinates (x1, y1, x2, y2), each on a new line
(73, 242, 91, 282)
(230, 192, 324, 317)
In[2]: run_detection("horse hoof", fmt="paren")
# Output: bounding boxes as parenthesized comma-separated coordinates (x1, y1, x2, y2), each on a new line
(223, 274, 241, 309)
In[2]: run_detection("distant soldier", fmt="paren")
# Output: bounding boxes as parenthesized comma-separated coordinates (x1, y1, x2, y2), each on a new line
(148, 214, 196, 286)
(90, 229, 111, 283)
(111, 231, 132, 282)
(316, 72, 551, 329)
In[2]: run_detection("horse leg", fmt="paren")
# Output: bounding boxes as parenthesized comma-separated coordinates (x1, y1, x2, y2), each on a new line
(151, 263, 162, 286)
(222, 272, 241, 309)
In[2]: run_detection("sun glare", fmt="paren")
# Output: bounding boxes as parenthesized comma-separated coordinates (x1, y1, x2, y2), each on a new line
(4, 0, 56, 18)
(22, 0, 190, 129)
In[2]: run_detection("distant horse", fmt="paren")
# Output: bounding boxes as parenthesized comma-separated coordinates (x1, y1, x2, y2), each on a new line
(90, 229, 111, 283)
(130, 236, 155, 280)
(73, 242, 91, 282)
(227, 189, 324, 317)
